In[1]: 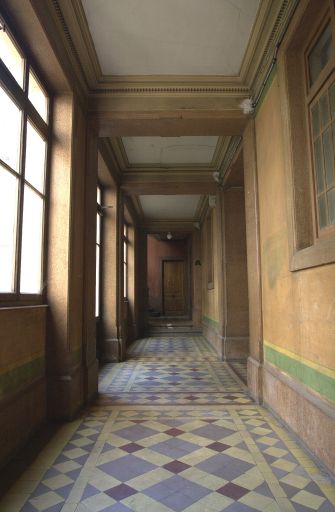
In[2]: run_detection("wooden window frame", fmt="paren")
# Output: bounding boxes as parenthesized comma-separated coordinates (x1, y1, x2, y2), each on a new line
(206, 212, 214, 289)
(278, 0, 335, 271)
(304, 12, 335, 240)
(96, 185, 102, 318)
(0, 16, 51, 305)
(123, 223, 129, 298)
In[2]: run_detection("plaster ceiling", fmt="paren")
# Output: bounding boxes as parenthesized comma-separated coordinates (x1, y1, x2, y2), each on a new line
(81, 0, 261, 75)
(139, 195, 202, 220)
(122, 136, 219, 165)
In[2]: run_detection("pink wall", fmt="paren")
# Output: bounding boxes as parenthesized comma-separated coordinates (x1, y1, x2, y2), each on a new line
(147, 235, 188, 315)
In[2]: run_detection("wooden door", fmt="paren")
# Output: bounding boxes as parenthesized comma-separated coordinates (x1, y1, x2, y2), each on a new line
(162, 260, 186, 316)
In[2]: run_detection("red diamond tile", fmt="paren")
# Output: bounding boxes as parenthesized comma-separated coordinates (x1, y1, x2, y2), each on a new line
(165, 428, 184, 437)
(217, 482, 249, 500)
(163, 460, 190, 474)
(105, 483, 137, 500)
(207, 442, 231, 452)
(121, 443, 143, 453)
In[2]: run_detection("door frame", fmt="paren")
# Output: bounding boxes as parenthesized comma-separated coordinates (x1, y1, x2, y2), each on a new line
(161, 256, 191, 318)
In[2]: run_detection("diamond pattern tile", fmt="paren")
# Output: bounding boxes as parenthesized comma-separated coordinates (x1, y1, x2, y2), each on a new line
(0, 335, 333, 512)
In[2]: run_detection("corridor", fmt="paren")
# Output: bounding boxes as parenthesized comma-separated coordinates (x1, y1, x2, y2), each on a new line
(1, 336, 334, 512)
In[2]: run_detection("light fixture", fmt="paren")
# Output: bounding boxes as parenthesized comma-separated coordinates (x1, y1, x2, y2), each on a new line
(239, 97, 254, 115)
(213, 171, 220, 183)
(166, 232, 173, 240)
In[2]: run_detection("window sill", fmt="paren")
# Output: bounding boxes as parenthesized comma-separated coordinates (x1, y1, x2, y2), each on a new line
(291, 237, 335, 271)
(0, 304, 48, 311)
(0, 294, 46, 308)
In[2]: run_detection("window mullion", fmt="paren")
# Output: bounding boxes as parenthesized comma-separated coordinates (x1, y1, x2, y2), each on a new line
(14, 97, 28, 293)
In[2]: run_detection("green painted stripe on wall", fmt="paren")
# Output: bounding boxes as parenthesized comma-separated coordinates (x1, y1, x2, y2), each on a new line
(264, 345, 335, 403)
(0, 357, 45, 400)
(202, 315, 219, 330)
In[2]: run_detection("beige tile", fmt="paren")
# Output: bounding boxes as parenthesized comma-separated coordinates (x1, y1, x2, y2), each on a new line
(280, 473, 310, 490)
(30, 491, 64, 511)
(292, 490, 326, 509)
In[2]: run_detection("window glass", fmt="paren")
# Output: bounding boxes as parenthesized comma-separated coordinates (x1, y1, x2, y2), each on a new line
(20, 187, 44, 293)
(314, 138, 324, 193)
(96, 211, 101, 245)
(0, 165, 18, 292)
(0, 26, 24, 86)
(28, 71, 48, 121)
(95, 245, 100, 317)
(308, 22, 332, 86)
(323, 127, 334, 187)
(25, 120, 46, 192)
(310, 81, 335, 230)
(0, 87, 21, 171)
(318, 194, 328, 228)
(327, 187, 335, 223)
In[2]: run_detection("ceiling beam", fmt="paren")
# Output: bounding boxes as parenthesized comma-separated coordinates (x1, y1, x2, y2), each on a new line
(90, 109, 248, 137)
(123, 180, 218, 195)
(142, 220, 197, 233)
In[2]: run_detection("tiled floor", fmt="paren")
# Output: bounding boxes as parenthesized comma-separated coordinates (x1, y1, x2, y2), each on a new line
(1, 336, 335, 512)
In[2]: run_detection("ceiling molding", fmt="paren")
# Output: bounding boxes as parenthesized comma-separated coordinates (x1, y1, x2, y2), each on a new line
(195, 196, 209, 224)
(123, 195, 140, 226)
(52, 0, 298, 103)
(37, 0, 89, 97)
(98, 138, 122, 184)
(218, 136, 243, 180)
(109, 136, 228, 174)
(245, 0, 299, 99)
(131, 196, 145, 222)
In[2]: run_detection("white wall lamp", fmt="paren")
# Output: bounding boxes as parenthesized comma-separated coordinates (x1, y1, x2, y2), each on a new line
(166, 232, 173, 240)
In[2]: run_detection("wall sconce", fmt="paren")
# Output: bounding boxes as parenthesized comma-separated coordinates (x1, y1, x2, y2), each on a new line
(166, 232, 173, 240)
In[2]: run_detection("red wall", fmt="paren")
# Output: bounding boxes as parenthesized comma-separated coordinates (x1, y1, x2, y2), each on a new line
(147, 235, 188, 315)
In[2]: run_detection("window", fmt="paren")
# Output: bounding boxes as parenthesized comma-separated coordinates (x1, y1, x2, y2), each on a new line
(123, 224, 128, 298)
(95, 186, 102, 317)
(306, 19, 335, 235)
(0, 19, 49, 298)
(278, 0, 335, 270)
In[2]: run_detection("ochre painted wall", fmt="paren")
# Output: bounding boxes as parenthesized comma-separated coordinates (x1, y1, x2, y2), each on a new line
(255, 74, 335, 469)
(202, 209, 219, 324)
(147, 235, 188, 315)
(256, 75, 335, 397)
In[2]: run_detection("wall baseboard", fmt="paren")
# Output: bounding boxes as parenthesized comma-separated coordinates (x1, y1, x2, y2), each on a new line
(202, 321, 223, 359)
(47, 363, 83, 420)
(263, 361, 335, 474)
(247, 356, 263, 403)
(0, 378, 46, 470)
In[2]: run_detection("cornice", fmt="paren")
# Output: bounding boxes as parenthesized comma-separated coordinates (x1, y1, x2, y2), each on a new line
(245, 0, 300, 100)
(195, 196, 210, 225)
(98, 138, 122, 184)
(109, 136, 229, 174)
(218, 136, 243, 180)
(90, 84, 249, 96)
(51, 0, 299, 103)
(39, 0, 88, 97)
